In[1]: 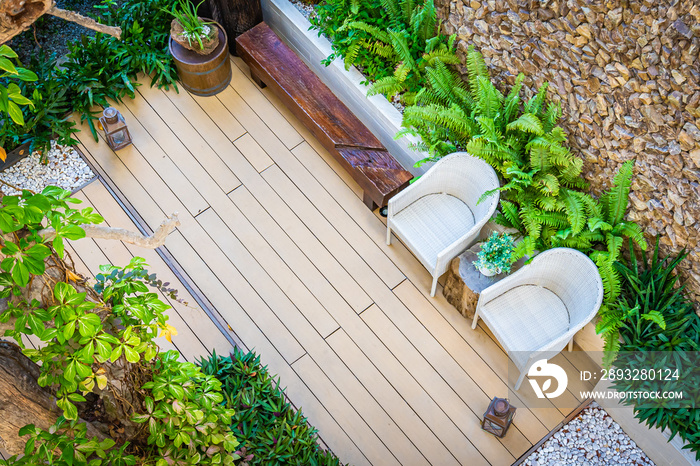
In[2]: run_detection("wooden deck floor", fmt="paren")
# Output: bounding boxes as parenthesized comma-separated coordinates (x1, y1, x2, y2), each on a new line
(70, 57, 598, 466)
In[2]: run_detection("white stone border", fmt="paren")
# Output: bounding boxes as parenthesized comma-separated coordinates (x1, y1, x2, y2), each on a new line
(260, 0, 428, 176)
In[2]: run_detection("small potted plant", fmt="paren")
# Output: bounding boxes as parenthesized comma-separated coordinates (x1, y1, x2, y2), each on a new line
(166, 0, 232, 96)
(473, 232, 515, 277)
(168, 0, 219, 55)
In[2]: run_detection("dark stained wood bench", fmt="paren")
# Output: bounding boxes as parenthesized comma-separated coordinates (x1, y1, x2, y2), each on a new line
(235, 22, 413, 210)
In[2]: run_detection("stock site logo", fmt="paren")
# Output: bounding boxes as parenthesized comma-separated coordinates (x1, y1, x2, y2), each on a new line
(528, 359, 568, 399)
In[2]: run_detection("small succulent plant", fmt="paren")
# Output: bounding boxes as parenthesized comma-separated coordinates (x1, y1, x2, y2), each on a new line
(473, 232, 515, 275)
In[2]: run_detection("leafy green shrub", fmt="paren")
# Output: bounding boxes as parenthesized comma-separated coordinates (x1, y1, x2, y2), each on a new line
(610, 238, 700, 459)
(200, 349, 344, 466)
(0, 188, 239, 464)
(1, 51, 79, 156)
(473, 231, 514, 274)
(400, 47, 646, 348)
(311, 0, 457, 103)
(63, 0, 178, 137)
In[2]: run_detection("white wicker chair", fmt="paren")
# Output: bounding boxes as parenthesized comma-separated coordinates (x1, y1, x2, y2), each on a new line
(471, 248, 604, 390)
(386, 152, 500, 297)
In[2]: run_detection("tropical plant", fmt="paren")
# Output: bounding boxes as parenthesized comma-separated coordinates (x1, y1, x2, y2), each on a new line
(473, 231, 514, 275)
(0, 188, 239, 464)
(401, 46, 646, 311)
(201, 349, 344, 465)
(599, 237, 695, 362)
(166, 0, 214, 50)
(311, 0, 457, 102)
(0, 44, 37, 128)
(1, 51, 78, 157)
(609, 239, 700, 459)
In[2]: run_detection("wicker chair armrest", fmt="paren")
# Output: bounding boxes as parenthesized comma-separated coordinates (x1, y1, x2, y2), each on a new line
(387, 170, 442, 217)
(435, 223, 483, 275)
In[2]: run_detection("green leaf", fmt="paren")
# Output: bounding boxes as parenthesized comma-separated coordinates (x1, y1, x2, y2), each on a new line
(123, 345, 140, 363)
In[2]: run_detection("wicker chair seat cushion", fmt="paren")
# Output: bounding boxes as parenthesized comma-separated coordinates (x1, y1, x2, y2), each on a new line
(391, 193, 475, 269)
(482, 284, 570, 368)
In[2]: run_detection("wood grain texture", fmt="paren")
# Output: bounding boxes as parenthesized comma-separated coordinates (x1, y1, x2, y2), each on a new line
(235, 22, 412, 208)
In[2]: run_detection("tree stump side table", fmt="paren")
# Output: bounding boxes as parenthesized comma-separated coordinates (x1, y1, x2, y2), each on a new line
(443, 244, 524, 320)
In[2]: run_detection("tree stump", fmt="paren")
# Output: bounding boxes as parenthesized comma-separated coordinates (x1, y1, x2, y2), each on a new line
(203, 0, 262, 54)
(442, 244, 525, 320)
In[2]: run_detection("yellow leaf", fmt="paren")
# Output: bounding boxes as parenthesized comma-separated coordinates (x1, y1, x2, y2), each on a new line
(0, 146, 6, 162)
(159, 323, 178, 343)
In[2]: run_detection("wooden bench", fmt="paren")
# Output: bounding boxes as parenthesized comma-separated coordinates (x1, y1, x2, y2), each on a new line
(235, 22, 413, 210)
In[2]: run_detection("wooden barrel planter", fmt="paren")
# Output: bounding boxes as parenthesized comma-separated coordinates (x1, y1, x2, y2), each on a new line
(169, 20, 232, 97)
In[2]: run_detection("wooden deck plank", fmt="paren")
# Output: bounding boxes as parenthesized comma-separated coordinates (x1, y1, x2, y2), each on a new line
(233, 133, 274, 173)
(74, 131, 167, 232)
(263, 146, 405, 288)
(393, 280, 549, 444)
(169, 86, 374, 314)
(360, 304, 517, 465)
(103, 102, 209, 217)
(80, 182, 233, 356)
(327, 329, 461, 466)
(80, 181, 232, 357)
(359, 305, 492, 465)
(292, 354, 401, 466)
(229, 57, 305, 150)
(261, 164, 404, 296)
(196, 208, 340, 345)
(128, 82, 242, 195)
(174, 219, 306, 364)
(190, 93, 246, 142)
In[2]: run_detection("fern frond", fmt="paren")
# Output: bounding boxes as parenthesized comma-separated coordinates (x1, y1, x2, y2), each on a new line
(344, 21, 392, 43)
(363, 40, 396, 59)
(525, 82, 549, 117)
(400, 0, 416, 24)
(498, 200, 523, 231)
(422, 61, 473, 109)
(379, 0, 401, 24)
(528, 142, 552, 173)
(475, 76, 504, 120)
(520, 205, 543, 239)
(412, 0, 437, 42)
(388, 28, 416, 69)
(422, 48, 460, 67)
(533, 210, 569, 229)
(602, 160, 634, 225)
(466, 45, 489, 99)
(506, 112, 544, 136)
(344, 42, 362, 69)
(534, 173, 560, 196)
(512, 235, 537, 261)
(541, 102, 561, 133)
(501, 73, 524, 125)
(367, 76, 406, 98)
(561, 190, 587, 235)
(612, 221, 648, 250)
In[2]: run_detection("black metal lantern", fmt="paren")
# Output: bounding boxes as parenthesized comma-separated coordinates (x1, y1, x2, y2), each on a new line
(99, 107, 132, 151)
(482, 397, 516, 438)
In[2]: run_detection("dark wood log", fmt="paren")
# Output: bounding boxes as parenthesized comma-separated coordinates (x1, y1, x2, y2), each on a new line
(203, 0, 262, 54)
(0, 1, 120, 45)
(236, 23, 413, 209)
(0, 341, 59, 454)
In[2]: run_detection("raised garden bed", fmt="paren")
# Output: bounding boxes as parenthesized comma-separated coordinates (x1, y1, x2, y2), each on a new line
(260, 0, 427, 176)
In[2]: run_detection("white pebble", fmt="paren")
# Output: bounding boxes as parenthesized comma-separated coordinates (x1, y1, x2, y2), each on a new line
(0, 141, 95, 196)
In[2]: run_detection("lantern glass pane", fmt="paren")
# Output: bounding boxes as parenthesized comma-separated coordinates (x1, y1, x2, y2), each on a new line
(109, 129, 129, 147)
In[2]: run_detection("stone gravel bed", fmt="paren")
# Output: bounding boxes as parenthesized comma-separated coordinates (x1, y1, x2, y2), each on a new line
(523, 402, 655, 466)
(0, 142, 95, 195)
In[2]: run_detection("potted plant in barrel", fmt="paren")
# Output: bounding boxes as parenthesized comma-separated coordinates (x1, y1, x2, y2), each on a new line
(166, 0, 232, 96)
(473, 232, 515, 277)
